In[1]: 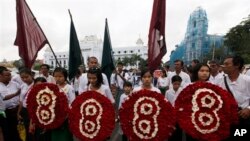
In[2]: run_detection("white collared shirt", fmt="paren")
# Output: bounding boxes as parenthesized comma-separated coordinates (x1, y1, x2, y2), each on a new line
(110, 71, 129, 89)
(0, 81, 20, 109)
(157, 77, 169, 88)
(209, 73, 223, 84)
(59, 84, 76, 105)
(215, 74, 250, 109)
(165, 88, 183, 107)
(82, 84, 115, 104)
(168, 71, 191, 87)
(20, 83, 33, 108)
(78, 73, 109, 94)
(11, 74, 24, 86)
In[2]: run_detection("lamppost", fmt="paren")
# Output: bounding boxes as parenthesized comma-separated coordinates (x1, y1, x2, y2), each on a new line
(212, 39, 215, 60)
(212, 34, 217, 60)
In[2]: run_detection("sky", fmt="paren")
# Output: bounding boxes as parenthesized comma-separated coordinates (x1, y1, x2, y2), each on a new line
(0, 0, 249, 62)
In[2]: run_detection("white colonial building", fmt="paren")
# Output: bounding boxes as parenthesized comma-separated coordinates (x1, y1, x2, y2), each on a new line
(44, 35, 148, 69)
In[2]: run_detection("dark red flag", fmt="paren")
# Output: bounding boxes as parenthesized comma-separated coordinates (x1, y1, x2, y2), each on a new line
(148, 0, 167, 71)
(14, 0, 48, 69)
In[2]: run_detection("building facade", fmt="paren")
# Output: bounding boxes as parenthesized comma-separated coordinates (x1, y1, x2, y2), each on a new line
(44, 35, 148, 69)
(169, 7, 224, 66)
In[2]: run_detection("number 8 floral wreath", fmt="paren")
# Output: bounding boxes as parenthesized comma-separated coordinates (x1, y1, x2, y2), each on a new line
(175, 82, 238, 141)
(26, 83, 68, 130)
(119, 89, 176, 141)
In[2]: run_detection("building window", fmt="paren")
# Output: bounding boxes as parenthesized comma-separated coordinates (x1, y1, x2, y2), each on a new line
(138, 50, 140, 52)
(124, 51, 127, 53)
(63, 55, 65, 57)
(193, 21, 196, 28)
(64, 60, 66, 65)
(59, 55, 61, 58)
(192, 43, 195, 49)
(112, 51, 114, 54)
(118, 51, 120, 54)
(51, 61, 53, 65)
(130, 50, 133, 53)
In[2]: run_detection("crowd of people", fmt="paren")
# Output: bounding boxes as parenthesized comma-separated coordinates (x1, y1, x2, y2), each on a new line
(0, 55, 250, 141)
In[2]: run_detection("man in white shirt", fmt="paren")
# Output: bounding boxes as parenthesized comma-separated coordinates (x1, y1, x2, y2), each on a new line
(168, 60, 191, 87)
(78, 56, 109, 94)
(0, 66, 21, 141)
(215, 56, 250, 140)
(35, 64, 56, 83)
(110, 62, 130, 108)
(209, 60, 223, 84)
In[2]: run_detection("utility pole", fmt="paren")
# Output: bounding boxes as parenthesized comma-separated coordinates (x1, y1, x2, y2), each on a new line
(212, 35, 216, 60)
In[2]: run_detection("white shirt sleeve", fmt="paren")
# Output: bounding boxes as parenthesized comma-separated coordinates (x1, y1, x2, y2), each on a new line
(102, 73, 109, 86)
(246, 69, 250, 76)
(104, 86, 115, 104)
(19, 84, 27, 102)
(78, 74, 87, 94)
(110, 73, 116, 85)
(67, 85, 76, 105)
(119, 94, 127, 109)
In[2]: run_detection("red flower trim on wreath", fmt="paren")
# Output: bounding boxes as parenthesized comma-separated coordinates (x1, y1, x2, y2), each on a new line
(119, 89, 176, 141)
(175, 82, 238, 141)
(26, 83, 68, 130)
(68, 91, 115, 141)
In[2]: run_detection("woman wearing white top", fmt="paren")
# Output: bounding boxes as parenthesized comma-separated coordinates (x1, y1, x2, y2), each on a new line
(53, 68, 75, 105)
(133, 68, 161, 94)
(16, 68, 34, 141)
(82, 67, 115, 104)
(186, 63, 211, 141)
(157, 69, 169, 95)
(53, 67, 75, 141)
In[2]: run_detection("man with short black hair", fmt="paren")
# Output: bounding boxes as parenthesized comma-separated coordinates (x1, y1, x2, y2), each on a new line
(78, 56, 109, 94)
(215, 55, 250, 140)
(0, 66, 21, 141)
(36, 64, 56, 83)
(110, 62, 130, 108)
(209, 60, 223, 84)
(168, 60, 191, 88)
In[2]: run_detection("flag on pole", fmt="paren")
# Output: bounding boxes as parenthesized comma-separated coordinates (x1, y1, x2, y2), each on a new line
(68, 10, 84, 80)
(101, 19, 115, 84)
(148, 0, 167, 71)
(14, 0, 48, 69)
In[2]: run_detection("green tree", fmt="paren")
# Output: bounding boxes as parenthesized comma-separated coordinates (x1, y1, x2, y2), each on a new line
(130, 54, 141, 66)
(224, 15, 250, 63)
(202, 45, 228, 64)
(122, 56, 131, 66)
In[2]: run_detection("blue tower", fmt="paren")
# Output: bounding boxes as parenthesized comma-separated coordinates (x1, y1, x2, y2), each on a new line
(169, 7, 224, 66)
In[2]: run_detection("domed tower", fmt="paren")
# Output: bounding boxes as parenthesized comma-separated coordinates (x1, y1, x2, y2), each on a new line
(43, 47, 53, 66)
(184, 7, 208, 64)
(136, 37, 144, 46)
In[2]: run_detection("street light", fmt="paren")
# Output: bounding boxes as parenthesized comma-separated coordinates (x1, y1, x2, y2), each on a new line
(212, 36, 215, 60)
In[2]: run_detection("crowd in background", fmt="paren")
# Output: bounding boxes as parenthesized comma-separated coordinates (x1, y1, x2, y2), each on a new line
(1, 55, 250, 141)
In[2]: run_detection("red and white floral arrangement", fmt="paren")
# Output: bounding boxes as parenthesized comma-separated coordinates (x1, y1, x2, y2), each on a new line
(27, 83, 68, 129)
(119, 89, 176, 141)
(68, 91, 115, 141)
(175, 82, 238, 141)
